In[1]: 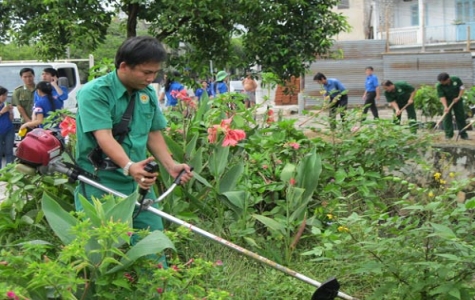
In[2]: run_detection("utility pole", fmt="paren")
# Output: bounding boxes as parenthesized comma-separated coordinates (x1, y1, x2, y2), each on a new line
(419, 0, 425, 52)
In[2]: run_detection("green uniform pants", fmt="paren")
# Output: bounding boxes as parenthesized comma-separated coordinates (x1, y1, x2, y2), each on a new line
(393, 102, 417, 134)
(444, 99, 467, 139)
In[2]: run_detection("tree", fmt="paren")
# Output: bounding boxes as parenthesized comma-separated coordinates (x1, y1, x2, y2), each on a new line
(1, 0, 348, 81)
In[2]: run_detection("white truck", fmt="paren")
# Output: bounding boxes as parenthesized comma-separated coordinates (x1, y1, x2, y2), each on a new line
(0, 62, 82, 142)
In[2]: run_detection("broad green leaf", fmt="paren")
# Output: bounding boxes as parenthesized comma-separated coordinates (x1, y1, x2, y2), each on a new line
(244, 237, 260, 249)
(465, 199, 475, 209)
(185, 132, 199, 159)
(42, 192, 78, 245)
(280, 163, 296, 182)
(189, 148, 203, 174)
(252, 214, 286, 236)
(334, 168, 346, 184)
(296, 149, 322, 202)
(430, 223, 456, 239)
(222, 191, 247, 210)
(163, 135, 185, 163)
(192, 172, 213, 188)
(78, 195, 102, 226)
(209, 145, 229, 178)
(219, 162, 244, 193)
(105, 192, 137, 224)
(107, 231, 175, 274)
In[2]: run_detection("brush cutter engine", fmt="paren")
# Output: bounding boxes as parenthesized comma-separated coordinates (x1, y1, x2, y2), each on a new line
(16, 128, 63, 167)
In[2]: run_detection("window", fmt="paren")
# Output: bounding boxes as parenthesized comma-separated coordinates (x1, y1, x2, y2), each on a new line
(456, 0, 475, 22)
(410, 4, 429, 26)
(411, 4, 419, 26)
(338, 0, 349, 9)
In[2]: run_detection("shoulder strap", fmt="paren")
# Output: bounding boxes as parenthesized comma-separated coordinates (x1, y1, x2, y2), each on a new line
(112, 96, 135, 144)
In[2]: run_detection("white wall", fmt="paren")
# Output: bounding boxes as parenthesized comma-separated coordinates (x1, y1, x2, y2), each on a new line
(334, 0, 368, 41)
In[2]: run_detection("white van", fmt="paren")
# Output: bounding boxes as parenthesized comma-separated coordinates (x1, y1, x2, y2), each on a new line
(0, 62, 81, 142)
(0, 62, 81, 114)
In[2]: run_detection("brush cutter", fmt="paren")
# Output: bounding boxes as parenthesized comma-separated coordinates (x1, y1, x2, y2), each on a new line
(455, 119, 474, 141)
(15, 128, 358, 300)
(434, 101, 456, 130)
(298, 97, 339, 127)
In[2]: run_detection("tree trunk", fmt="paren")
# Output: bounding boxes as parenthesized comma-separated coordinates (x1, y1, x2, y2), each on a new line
(126, 3, 139, 38)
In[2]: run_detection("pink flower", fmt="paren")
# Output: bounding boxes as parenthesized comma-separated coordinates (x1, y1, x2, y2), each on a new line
(262, 164, 268, 169)
(59, 116, 76, 137)
(222, 129, 246, 147)
(170, 90, 191, 102)
(156, 263, 163, 269)
(275, 159, 282, 165)
(207, 118, 246, 147)
(157, 287, 164, 294)
(290, 178, 296, 186)
(289, 142, 300, 150)
(172, 265, 179, 271)
(126, 231, 133, 237)
(6, 291, 19, 300)
(351, 126, 360, 133)
(207, 125, 219, 143)
(266, 109, 275, 124)
(214, 260, 223, 266)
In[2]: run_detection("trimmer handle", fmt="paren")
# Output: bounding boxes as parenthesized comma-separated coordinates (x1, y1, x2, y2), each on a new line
(173, 166, 194, 185)
(139, 161, 159, 196)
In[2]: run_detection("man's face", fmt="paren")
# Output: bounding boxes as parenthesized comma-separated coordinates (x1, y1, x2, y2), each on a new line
(21, 71, 35, 86)
(316, 78, 327, 85)
(439, 78, 451, 86)
(120, 61, 161, 90)
(41, 72, 54, 82)
(201, 81, 208, 88)
(365, 69, 372, 76)
(383, 85, 395, 92)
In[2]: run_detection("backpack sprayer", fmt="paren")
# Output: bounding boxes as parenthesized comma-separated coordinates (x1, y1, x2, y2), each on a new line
(15, 128, 358, 300)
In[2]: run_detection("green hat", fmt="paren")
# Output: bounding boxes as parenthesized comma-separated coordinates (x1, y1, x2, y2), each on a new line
(216, 70, 228, 81)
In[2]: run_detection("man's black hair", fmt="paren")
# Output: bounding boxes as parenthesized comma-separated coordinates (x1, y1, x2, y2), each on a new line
(115, 36, 167, 69)
(437, 72, 450, 82)
(365, 66, 374, 71)
(382, 80, 393, 87)
(36, 81, 56, 111)
(20, 68, 35, 76)
(43, 68, 58, 77)
(313, 72, 326, 81)
(0, 86, 7, 96)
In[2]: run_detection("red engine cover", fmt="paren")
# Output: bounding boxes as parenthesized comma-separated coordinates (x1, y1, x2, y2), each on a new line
(16, 129, 63, 166)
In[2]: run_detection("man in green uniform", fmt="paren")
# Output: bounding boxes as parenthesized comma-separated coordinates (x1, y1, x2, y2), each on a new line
(436, 72, 469, 140)
(382, 80, 417, 133)
(12, 68, 36, 122)
(74, 36, 193, 263)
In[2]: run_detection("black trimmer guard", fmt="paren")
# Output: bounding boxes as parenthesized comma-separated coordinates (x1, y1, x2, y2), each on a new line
(312, 277, 340, 300)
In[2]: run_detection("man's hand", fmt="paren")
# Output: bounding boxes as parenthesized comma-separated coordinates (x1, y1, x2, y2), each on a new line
(376, 95, 380, 101)
(444, 106, 450, 113)
(453, 97, 460, 103)
(167, 163, 193, 184)
(129, 157, 159, 189)
(396, 109, 402, 116)
(51, 76, 58, 86)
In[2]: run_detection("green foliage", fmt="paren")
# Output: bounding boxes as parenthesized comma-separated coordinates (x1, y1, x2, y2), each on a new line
(88, 58, 116, 81)
(1, 0, 113, 60)
(414, 85, 444, 120)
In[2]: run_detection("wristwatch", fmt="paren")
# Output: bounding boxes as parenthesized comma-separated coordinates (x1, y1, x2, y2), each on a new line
(123, 161, 134, 176)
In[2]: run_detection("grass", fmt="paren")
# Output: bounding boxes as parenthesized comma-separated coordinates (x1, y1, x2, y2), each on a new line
(175, 232, 365, 300)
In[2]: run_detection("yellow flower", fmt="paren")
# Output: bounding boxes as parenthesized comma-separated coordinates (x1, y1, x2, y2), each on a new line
(326, 214, 333, 220)
(338, 226, 349, 233)
(433, 172, 442, 180)
(439, 179, 446, 185)
(449, 172, 455, 178)
(428, 191, 435, 198)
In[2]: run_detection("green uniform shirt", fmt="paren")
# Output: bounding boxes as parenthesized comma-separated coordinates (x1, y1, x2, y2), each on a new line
(12, 85, 35, 120)
(384, 82, 415, 107)
(437, 76, 463, 101)
(75, 71, 167, 198)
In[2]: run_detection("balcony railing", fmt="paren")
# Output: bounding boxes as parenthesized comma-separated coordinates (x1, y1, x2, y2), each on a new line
(378, 24, 469, 46)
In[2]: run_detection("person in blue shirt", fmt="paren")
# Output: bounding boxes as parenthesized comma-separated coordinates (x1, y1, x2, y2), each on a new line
(314, 72, 348, 130)
(0, 86, 14, 169)
(214, 71, 229, 95)
(20, 81, 62, 131)
(194, 79, 211, 101)
(34, 68, 68, 108)
(362, 66, 380, 120)
(163, 71, 184, 107)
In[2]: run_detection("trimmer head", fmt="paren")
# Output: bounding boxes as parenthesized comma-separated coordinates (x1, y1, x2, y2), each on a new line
(311, 277, 340, 300)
